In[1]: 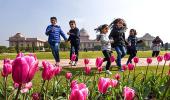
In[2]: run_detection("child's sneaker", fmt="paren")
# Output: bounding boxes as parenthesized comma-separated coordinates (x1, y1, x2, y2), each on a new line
(119, 69, 124, 72)
(106, 70, 112, 75)
(69, 61, 72, 64)
(72, 61, 77, 66)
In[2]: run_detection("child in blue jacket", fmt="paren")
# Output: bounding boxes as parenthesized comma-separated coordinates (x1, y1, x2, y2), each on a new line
(45, 17, 67, 66)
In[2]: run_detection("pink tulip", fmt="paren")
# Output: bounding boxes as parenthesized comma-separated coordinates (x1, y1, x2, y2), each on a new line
(164, 53, 170, 61)
(70, 83, 88, 100)
(127, 63, 134, 71)
(54, 66, 62, 76)
(71, 80, 78, 89)
(12, 53, 39, 84)
(65, 72, 72, 80)
(146, 57, 152, 64)
(110, 55, 115, 63)
(16, 52, 24, 58)
(122, 64, 127, 71)
(110, 79, 118, 88)
(98, 77, 110, 94)
(95, 57, 103, 68)
(97, 67, 102, 72)
(32, 92, 41, 100)
(84, 58, 89, 65)
(71, 53, 77, 61)
(13, 82, 19, 89)
(114, 73, 121, 80)
(84, 66, 91, 75)
(133, 57, 139, 63)
(123, 86, 135, 100)
(21, 82, 33, 93)
(42, 61, 55, 80)
(1, 59, 12, 77)
(157, 55, 163, 62)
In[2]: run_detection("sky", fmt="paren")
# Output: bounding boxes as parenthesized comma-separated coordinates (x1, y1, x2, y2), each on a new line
(0, 0, 170, 46)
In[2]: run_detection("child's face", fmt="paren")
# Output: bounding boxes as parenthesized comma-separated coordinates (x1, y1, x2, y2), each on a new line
(69, 23, 76, 29)
(116, 20, 124, 28)
(102, 26, 109, 34)
(50, 19, 57, 25)
(130, 30, 135, 35)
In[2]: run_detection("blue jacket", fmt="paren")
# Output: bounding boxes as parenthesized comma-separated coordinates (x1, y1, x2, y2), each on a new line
(45, 25, 67, 45)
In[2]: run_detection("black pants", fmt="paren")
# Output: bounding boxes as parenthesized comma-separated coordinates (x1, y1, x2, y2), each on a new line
(127, 49, 137, 64)
(152, 51, 160, 57)
(70, 43, 79, 61)
(102, 50, 112, 70)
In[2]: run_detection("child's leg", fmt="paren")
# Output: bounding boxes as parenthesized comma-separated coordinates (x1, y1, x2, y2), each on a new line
(50, 43, 60, 63)
(156, 51, 160, 57)
(70, 45, 74, 60)
(119, 45, 126, 58)
(102, 50, 111, 70)
(115, 46, 122, 68)
(152, 51, 156, 57)
(74, 44, 79, 62)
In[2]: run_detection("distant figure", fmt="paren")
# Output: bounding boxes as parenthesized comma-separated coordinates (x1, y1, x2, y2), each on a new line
(126, 29, 143, 64)
(109, 18, 127, 71)
(151, 36, 163, 57)
(45, 17, 68, 66)
(95, 24, 113, 74)
(67, 20, 80, 66)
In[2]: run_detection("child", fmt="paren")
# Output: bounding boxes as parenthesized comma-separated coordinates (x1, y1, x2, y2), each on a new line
(45, 17, 68, 66)
(67, 20, 80, 66)
(151, 36, 163, 57)
(126, 29, 143, 64)
(109, 18, 127, 71)
(95, 24, 113, 74)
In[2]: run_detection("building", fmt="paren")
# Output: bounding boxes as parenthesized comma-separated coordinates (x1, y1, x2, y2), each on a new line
(139, 33, 155, 48)
(79, 28, 100, 50)
(8, 33, 46, 48)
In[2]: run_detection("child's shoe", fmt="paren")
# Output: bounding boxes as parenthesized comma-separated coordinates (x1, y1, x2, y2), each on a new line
(106, 70, 112, 75)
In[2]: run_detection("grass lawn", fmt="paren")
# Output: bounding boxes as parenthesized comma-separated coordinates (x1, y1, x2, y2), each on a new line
(0, 51, 168, 60)
(1, 65, 169, 93)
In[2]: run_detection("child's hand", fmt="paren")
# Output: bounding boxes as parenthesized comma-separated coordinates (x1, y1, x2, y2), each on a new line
(67, 32, 71, 35)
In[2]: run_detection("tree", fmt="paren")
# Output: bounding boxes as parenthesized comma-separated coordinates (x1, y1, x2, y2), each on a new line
(0, 46, 7, 53)
(60, 42, 70, 51)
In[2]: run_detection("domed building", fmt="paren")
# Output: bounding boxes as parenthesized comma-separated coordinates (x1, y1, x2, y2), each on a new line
(79, 28, 100, 50)
(8, 33, 46, 47)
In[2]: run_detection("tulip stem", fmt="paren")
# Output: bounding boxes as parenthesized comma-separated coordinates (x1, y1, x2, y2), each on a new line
(132, 64, 136, 87)
(144, 64, 149, 81)
(160, 61, 167, 78)
(161, 77, 170, 100)
(4, 77, 8, 100)
(127, 70, 130, 84)
(14, 84, 22, 100)
(45, 80, 49, 100)
(155, 62, 160, 75)
(40, 80, 46, 94)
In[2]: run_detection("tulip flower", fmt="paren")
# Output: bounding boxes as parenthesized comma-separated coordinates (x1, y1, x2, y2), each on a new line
(110, 79, 118, 88)
(97, 67, 102, 73)
(110, 55, 115, 63)
(84, 58, 89, 66)
(127, 63, 134, 71)
(84, 66, 91, 75)
(71, 80, 78, 89)
(71, 53, 77, 61)
(12, 53, 39, 84)
(133, 57, 139, 64)
(32, 92, 41, 100)
(123, 86, 135, 100)
(146, 57, 152, 64)
(95, 57, 103, 68)
(164, 53, 170, 61)
(54, 66, 62, 76)
(122, 64, 127, 71)
(155, 56, 163, 75)
(65, 72, 72, 80)
(21, 82, 33, 93)
(98, 77, 111, 94)
(42, 61, 55, 81)
(1, 59, 12, 77)
(114, 73, 121, 80)
(12, 53, 38, 100)
(70, 83, 88, 100)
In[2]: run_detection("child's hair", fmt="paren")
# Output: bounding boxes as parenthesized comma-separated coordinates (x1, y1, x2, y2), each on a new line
(69, 20, 76, 24)
(50, 17, 57, 20)
(130, 29, 137, 35)
(94, 24, 108, 33)
(109, 18, 127, 29)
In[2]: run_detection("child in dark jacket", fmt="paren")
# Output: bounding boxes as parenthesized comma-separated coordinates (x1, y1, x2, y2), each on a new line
(126, 29, 143, 64)
(67, 20, 80, 66)
(109, 18, 127, 71)
(45, 17, 68, 66)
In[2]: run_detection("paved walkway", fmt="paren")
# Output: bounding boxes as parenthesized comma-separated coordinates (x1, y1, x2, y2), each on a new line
(0, 58, 169, 68)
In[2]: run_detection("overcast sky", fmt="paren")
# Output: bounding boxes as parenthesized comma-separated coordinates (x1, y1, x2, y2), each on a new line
(0, 0, 170, 46)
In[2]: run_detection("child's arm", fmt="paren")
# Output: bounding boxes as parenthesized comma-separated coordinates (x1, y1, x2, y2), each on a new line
(45, 26, 52, 36)
(60, 28, 68, 41)
(69, 28, 80, 38)
(100, 35, 110, 44)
